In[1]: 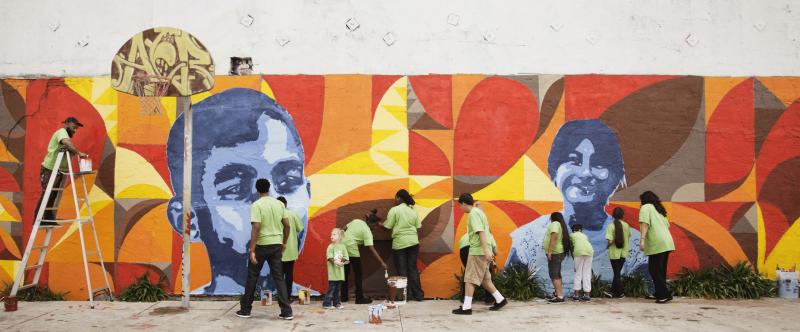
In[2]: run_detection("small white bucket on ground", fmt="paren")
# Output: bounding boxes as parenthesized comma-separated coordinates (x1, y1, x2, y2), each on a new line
(776, 270, 799, 299)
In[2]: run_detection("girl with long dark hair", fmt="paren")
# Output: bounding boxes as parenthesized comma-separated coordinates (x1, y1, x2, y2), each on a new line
(545, 212, 572, 303)
(382, 189, 424, 301)
(638, 191, 675, 303)
(604, 207, 630, 298)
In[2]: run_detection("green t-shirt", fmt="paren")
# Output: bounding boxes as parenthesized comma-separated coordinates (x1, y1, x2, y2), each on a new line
(383, 203, 421, 250)
(569, 231, 594, 257)
(42, 128, 71, 171)
(543, 221, 565, 254)
(467, 208, 493, 256)
(281, 209, 304, 262)
(326, 242, 349, 281)
(344, 219, 374, 257)
(458, 228, 497, 250)
(250, 196, 285, 246)
(639, 204, 675, 256)
(605, 220, 631, 259)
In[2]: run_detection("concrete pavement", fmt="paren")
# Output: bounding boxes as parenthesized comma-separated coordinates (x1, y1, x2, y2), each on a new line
(1, 297, 797, 331)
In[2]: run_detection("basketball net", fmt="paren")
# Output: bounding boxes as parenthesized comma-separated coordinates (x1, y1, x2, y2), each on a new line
(132, 74, 170, 115)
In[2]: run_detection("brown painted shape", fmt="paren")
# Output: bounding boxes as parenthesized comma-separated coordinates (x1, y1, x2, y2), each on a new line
(754, 79, 786, 156)
(536, 78, 564, 141)
(453, 176, 498, 197)
(601, 76, 703, 187)
(758, 156, 800, 226)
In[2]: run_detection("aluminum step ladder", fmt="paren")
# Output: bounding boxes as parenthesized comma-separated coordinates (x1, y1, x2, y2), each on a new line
(10, 150, 114, 308)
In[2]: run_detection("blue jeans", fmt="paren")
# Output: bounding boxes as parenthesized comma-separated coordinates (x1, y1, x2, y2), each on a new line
(323, 281, 342, 307)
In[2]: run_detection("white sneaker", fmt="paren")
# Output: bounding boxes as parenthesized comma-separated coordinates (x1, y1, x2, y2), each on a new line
(323, 305, 334, 309)
(335, 304, 344, 309)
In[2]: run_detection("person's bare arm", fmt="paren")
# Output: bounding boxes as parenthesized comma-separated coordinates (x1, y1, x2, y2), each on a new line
(548, 232, 558, 260)
(368, 246, 387, 269)
(479, 231, 493, 261)
(60, 137, 87, 158)
(639, 224, 648, 251)
(249, 222, 260, 264)
(607, 239, 613, 248)
(281, 217, 290, 250)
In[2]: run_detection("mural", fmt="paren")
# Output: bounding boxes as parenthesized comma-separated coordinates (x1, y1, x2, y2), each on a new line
(0, 75, 798, 299)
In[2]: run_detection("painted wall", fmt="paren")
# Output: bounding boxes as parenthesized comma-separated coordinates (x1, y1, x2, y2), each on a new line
(2, 0, 800, 77)
(0, 75, 798, 299)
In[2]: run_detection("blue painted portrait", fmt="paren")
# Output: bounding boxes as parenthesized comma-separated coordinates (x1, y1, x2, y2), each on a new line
(506, 119, 647, 293)
(166, 88, 310, 295)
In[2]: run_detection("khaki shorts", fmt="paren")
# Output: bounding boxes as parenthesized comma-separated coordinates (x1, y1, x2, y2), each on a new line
(464, 255, 492, 286)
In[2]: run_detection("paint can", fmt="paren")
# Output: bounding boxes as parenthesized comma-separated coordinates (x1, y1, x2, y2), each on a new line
(776, 269, 798, 299)
(3, 296, 17, 312)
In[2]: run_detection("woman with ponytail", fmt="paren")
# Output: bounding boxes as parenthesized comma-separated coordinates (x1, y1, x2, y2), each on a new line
(604, 207, 630, 298)
(638, 191, 675, 304)
(382, 189, 424, 301)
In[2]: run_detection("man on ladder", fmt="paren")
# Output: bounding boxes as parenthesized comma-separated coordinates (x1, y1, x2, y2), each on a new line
(35, 116, 88, 226)
(9, 116, 113, 310)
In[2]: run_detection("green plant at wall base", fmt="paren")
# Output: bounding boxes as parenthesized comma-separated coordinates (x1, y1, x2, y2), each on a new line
(589, 274, 610, 298)
(492, 264, 544, 300)
(2, 282, 68, 301)
(118, 273, 169, 302)
(621, 272, 650, 298)
(668, 261, 776, 299)
(452, 264, 544, 301)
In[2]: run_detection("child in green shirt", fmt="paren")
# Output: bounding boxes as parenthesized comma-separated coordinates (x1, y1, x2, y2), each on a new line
(323, 228, 349, 309)
(569, 224, 594, 302)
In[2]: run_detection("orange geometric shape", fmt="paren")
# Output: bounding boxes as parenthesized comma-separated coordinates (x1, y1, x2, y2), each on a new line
(409, 75, 452, 128)
(526, 93, 565, 171)
(670, 203, 749, 265)
(306, 75, 373, 174)
(565, 75, 677, 120)
(117, 92, 171, 145)
(756, 77, 800, 107)
(451, 75, 485, 125)
(704, 77, 749, 126)
(118, 203, 172, 263)
(409, 131, 451, 176)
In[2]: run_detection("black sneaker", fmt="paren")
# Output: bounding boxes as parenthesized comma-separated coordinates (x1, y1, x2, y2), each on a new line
(645, 294, 656, 300)
(355, 297, 373, 304)
(655, 295, 673, 304)
(489, 299, 507, 311)
(547, 297, 565, 304)
(544, 292, 556, 300)
(452, 307, 472, 315)
(580, 295, 591, 302)
(235, 309, 251, 318)
(279, 313, 294, 320)
(615, 294, 626, 299)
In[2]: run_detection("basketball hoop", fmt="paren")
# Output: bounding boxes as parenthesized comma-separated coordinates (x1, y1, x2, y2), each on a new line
(132, 73, 170, 115)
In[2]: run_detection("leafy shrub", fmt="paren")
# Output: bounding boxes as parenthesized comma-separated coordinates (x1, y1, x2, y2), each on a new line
(589, 274, 610, 298)
(669, 261, 776, 299)
(2, 282, 67, 301)
(119, 273, 168, 302)
(621, 272, 650, 298)
(493, 263, 545, 300)
(452, 263, 544, 301)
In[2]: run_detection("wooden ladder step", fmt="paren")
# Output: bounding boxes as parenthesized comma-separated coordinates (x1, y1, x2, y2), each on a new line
(18, 283, 38, 291)
(25, 264, 44, 271)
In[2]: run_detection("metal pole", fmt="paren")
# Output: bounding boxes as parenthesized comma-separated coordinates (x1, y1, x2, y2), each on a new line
(179, 96, 192, 308)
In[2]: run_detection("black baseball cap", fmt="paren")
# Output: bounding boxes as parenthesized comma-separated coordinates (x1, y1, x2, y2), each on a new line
(64, 117, 84, 127)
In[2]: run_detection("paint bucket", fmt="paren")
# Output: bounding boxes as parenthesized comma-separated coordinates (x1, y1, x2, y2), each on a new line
(3, 296, 18, 312)
(79, 158, 92, 172)
(776, 270, 799, 299)
(387, 276, 407, 303)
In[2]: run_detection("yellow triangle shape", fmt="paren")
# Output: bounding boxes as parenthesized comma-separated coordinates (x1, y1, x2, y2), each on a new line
(0, 139, 19, 163)
(372, 130, 398, 146)
(474, 157, 524, 201)
(383, 105, 408, 126)
(95, 87, 118, 105)
(317, 151, 391, 175)
(410, 175, 449, 194)
(380, 151, 408, 173)
(114, 147, 173, 198)
(261, 80, 276, 101)
(523, 156, 562, 201)
(372, 130, 408, 152)
(64, 78, 93, 102)
(394, 83, 408, 101)
(190, 91, 212, 104)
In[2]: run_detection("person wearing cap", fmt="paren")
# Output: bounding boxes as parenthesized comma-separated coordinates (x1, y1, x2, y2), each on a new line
(35, 117, 88, 227)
